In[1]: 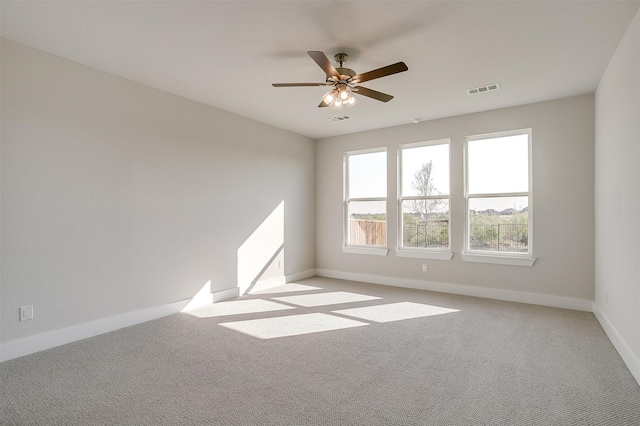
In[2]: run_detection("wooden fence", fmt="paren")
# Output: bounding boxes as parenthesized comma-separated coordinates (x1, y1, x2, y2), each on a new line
(349, 219, 387, 246)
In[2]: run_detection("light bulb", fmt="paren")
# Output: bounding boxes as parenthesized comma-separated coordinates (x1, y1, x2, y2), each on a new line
(340, 90, 349, 100)
(348, 96, 356, 105)
(323, 90, 335, 104)
(334, 99, 343, 107)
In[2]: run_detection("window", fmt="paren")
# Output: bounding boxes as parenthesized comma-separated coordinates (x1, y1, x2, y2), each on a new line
(464, 129, 533, 265)
(398, 140, 451, 258)
(344, 149, 387, 254)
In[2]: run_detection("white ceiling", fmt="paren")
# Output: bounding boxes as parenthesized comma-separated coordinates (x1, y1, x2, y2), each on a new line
(2, 1, 638, 140)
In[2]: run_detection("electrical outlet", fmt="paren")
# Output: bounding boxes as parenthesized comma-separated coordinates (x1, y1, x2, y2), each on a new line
(277, 261, 283, 269)
(20, 305, 34, 322)
(422, 264, 428, 272)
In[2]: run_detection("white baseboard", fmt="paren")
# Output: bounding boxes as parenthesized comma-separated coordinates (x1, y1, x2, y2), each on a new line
(315, 269, 594, 312)
(212, 287, 240, 303)
(286, 269, 316, 283)
(240, 276, 286, 295)
(240, 270, 316, 295)
(0, 299, 190, 363)
(0, 270, 316, 363)
(593, 302, 640, 386)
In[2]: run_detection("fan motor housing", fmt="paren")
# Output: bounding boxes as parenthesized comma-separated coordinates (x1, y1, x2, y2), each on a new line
(336, 67, 356, 77)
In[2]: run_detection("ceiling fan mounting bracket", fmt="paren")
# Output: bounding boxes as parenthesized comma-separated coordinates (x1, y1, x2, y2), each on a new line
(334, 53, 348, 66)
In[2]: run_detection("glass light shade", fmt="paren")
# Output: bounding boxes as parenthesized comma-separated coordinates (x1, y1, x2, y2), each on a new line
(322, 86, 358, 110)
(323, 90, 336, 104)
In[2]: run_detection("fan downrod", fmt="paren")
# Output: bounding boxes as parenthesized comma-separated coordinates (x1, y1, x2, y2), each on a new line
(334, 53, 348, 67)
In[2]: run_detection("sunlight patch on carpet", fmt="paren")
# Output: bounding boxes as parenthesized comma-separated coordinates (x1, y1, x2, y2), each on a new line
(184, 299, 294, 318)
(272, 291, 380, 307)
(333, 302, 459, 323)
(219, 313, 368, 339)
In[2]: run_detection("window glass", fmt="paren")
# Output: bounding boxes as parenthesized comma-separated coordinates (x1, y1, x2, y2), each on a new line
(468, 196, 528, 253)
(399, 142, 450, 250)
(401, 199, 449, 249)
(348, 201, 387, 246)
(466, 130, 531, 255)
(348, 151, 386, 198)
(401, 144, 449, 196)
(345, 150, 387, 247)
(468, 134, 528, 194)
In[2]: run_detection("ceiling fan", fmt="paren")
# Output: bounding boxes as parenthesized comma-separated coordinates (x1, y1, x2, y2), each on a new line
(272, 51, 408, 110)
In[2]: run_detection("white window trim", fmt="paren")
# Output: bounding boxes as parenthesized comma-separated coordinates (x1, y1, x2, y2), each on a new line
(343, 148, 388, 253)
(461, 253, 535, 266)
(395, 249, 453, 260)
(397, 139, 452, 255)
(463, 129, 535, 266)
(342, 246, 390, 256)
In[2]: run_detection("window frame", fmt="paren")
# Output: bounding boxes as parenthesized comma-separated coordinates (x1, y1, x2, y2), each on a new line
(463, 128, 535, 266)
(396, 139, 453, 260)
(343, 148, 389, 256)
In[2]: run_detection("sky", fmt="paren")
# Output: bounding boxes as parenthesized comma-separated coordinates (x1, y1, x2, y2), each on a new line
(401, 143, 449, 196)
(468, 134, 528, 194)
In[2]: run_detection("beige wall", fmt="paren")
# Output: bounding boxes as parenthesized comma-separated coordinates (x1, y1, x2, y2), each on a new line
(316, 95, 595, 303)
(594, 8, 640, 380)
(1, 39, 315, 343)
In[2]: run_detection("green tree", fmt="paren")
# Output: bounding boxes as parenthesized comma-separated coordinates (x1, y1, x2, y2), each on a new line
(410, 161, 443, 218)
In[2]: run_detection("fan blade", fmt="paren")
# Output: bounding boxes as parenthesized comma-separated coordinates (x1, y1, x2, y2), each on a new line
(308, 51, 340, 78)
(318, 100, 329, 108)
(355, 86, 394, 102)
(272, 83, 326, 87)
(354, 62, 408, 83)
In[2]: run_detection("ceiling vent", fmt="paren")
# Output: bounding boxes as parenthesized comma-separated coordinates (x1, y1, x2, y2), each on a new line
(467, 83, 501, 95)
(329, 115, 352, 121)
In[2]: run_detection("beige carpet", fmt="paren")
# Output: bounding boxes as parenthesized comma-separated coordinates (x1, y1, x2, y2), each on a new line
(2, 277, 639, 425)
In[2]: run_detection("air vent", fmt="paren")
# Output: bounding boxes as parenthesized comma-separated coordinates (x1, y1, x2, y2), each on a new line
(467, 83, 501, 95)
(329, 115, 352, 121)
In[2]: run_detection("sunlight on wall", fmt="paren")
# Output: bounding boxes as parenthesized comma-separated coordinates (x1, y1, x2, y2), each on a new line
(180, 280, 213, 312)
(237, 201, 285, 295)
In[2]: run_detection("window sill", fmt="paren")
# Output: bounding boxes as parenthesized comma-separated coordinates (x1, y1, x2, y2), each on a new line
(395, 250, 453, 260)
(461, 253, 535, 267)
(342, 246, 389, 256)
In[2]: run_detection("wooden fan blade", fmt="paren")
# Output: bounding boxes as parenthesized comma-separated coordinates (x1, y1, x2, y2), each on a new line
(272, 83, 326, 87)
(308, 51, 340, 78)
(355, 86, 394, 102)
(318, 100, 329, 108)
(354, 62, 408, 84)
